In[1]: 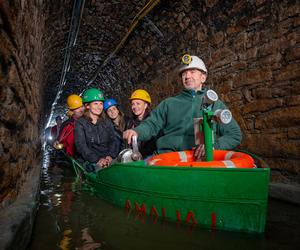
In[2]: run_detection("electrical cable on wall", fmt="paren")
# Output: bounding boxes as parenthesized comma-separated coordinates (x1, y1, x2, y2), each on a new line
(45, 0, 85, 130)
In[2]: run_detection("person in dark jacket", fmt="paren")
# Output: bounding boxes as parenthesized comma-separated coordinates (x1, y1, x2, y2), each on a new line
(103, 98, 131, 154)
(125, 89, 157, 158)
(55, 94, 84, 157)
(74, 88, 118, 171)
(124, 55, 242, 160)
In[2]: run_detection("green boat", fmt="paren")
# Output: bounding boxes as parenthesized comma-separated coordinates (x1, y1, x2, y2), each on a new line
(69, 154, 270, 234)
(64, 98, 270, 233)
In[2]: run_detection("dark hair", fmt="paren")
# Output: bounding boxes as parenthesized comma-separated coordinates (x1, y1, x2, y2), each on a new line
(106, 105, 127, 132)
(117, 109, 126, 132)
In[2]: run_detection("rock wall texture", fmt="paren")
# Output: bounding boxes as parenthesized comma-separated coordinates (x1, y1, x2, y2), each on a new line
(0, 0, 71, 248)
(0, 0, 44, 206)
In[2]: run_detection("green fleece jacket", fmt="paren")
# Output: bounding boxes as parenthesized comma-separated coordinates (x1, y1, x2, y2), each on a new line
(134, 89, 242, 153)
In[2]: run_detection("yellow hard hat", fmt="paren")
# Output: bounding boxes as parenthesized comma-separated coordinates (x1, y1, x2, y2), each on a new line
(66, 94, 83, 110)
(129, 89, 151, 104)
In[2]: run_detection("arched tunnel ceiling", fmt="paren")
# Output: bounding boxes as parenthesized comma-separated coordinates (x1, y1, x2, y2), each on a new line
(43, 0, 170, 117)
(43, 0, 221, 119)
(42, 0, 299, 132)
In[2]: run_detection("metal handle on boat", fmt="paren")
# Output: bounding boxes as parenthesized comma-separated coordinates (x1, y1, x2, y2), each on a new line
(131, 136, 143, 161)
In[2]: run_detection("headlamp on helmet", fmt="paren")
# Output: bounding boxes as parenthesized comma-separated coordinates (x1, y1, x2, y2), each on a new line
(179, 54, 207, 74)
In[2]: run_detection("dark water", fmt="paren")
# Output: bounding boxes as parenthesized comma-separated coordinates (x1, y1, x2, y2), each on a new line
(28, 153, 300, 250)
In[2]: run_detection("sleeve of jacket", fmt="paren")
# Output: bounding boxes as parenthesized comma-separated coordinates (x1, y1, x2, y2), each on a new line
(134, 101, 167, 141)
(106, 120, 119, 158)
(74, 119, 99, 163)
(58, 123, 71, 144)
(212, 101, 242, 150)
(214, 118, 242, 150)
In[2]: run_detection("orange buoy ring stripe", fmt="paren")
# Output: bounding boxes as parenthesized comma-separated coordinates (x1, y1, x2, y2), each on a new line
(147, 150, 255, 168)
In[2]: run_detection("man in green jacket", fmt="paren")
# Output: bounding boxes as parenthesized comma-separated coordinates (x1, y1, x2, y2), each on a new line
(123, 54, 242, 160)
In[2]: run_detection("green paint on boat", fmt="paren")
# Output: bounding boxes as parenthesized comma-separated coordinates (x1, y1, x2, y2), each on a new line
(69, 157, 270, 234)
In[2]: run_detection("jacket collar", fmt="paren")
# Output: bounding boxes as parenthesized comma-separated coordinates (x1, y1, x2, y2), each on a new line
(181, 88, 206, 98)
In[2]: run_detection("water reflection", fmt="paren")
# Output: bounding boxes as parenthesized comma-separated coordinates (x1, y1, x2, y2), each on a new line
(29, 151, 300, 250)
(77, 228, 101, 250)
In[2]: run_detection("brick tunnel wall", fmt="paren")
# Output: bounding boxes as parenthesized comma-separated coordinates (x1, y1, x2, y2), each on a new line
(0, 1, 48, 206)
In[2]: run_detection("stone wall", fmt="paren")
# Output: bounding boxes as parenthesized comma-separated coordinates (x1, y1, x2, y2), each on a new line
(0, 0, 45, 205)
(41, 0, 72, 117)
(0, 0, 72, 248)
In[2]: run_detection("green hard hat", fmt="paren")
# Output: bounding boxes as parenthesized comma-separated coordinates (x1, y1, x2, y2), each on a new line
(82, 88, 105, 103)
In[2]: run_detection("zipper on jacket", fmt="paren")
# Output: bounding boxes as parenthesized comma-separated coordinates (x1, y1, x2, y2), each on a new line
(191, 90, 196, 119)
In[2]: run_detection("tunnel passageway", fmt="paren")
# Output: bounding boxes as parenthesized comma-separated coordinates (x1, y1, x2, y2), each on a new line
(0, 0, 299, 249)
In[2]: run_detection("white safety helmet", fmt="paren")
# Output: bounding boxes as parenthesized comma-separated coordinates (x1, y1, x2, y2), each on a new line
(179, 55, 207, 74)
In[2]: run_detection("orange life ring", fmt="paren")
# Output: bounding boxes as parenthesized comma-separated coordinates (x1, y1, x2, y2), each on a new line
(147, 150, 255, 168)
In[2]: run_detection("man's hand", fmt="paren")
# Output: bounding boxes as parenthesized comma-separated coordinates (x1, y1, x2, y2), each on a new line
(123, 129, 138, 145)
(194, 144, 205, 161)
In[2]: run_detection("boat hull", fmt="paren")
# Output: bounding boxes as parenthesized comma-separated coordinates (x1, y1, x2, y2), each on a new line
(82, 161, 270, 233)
